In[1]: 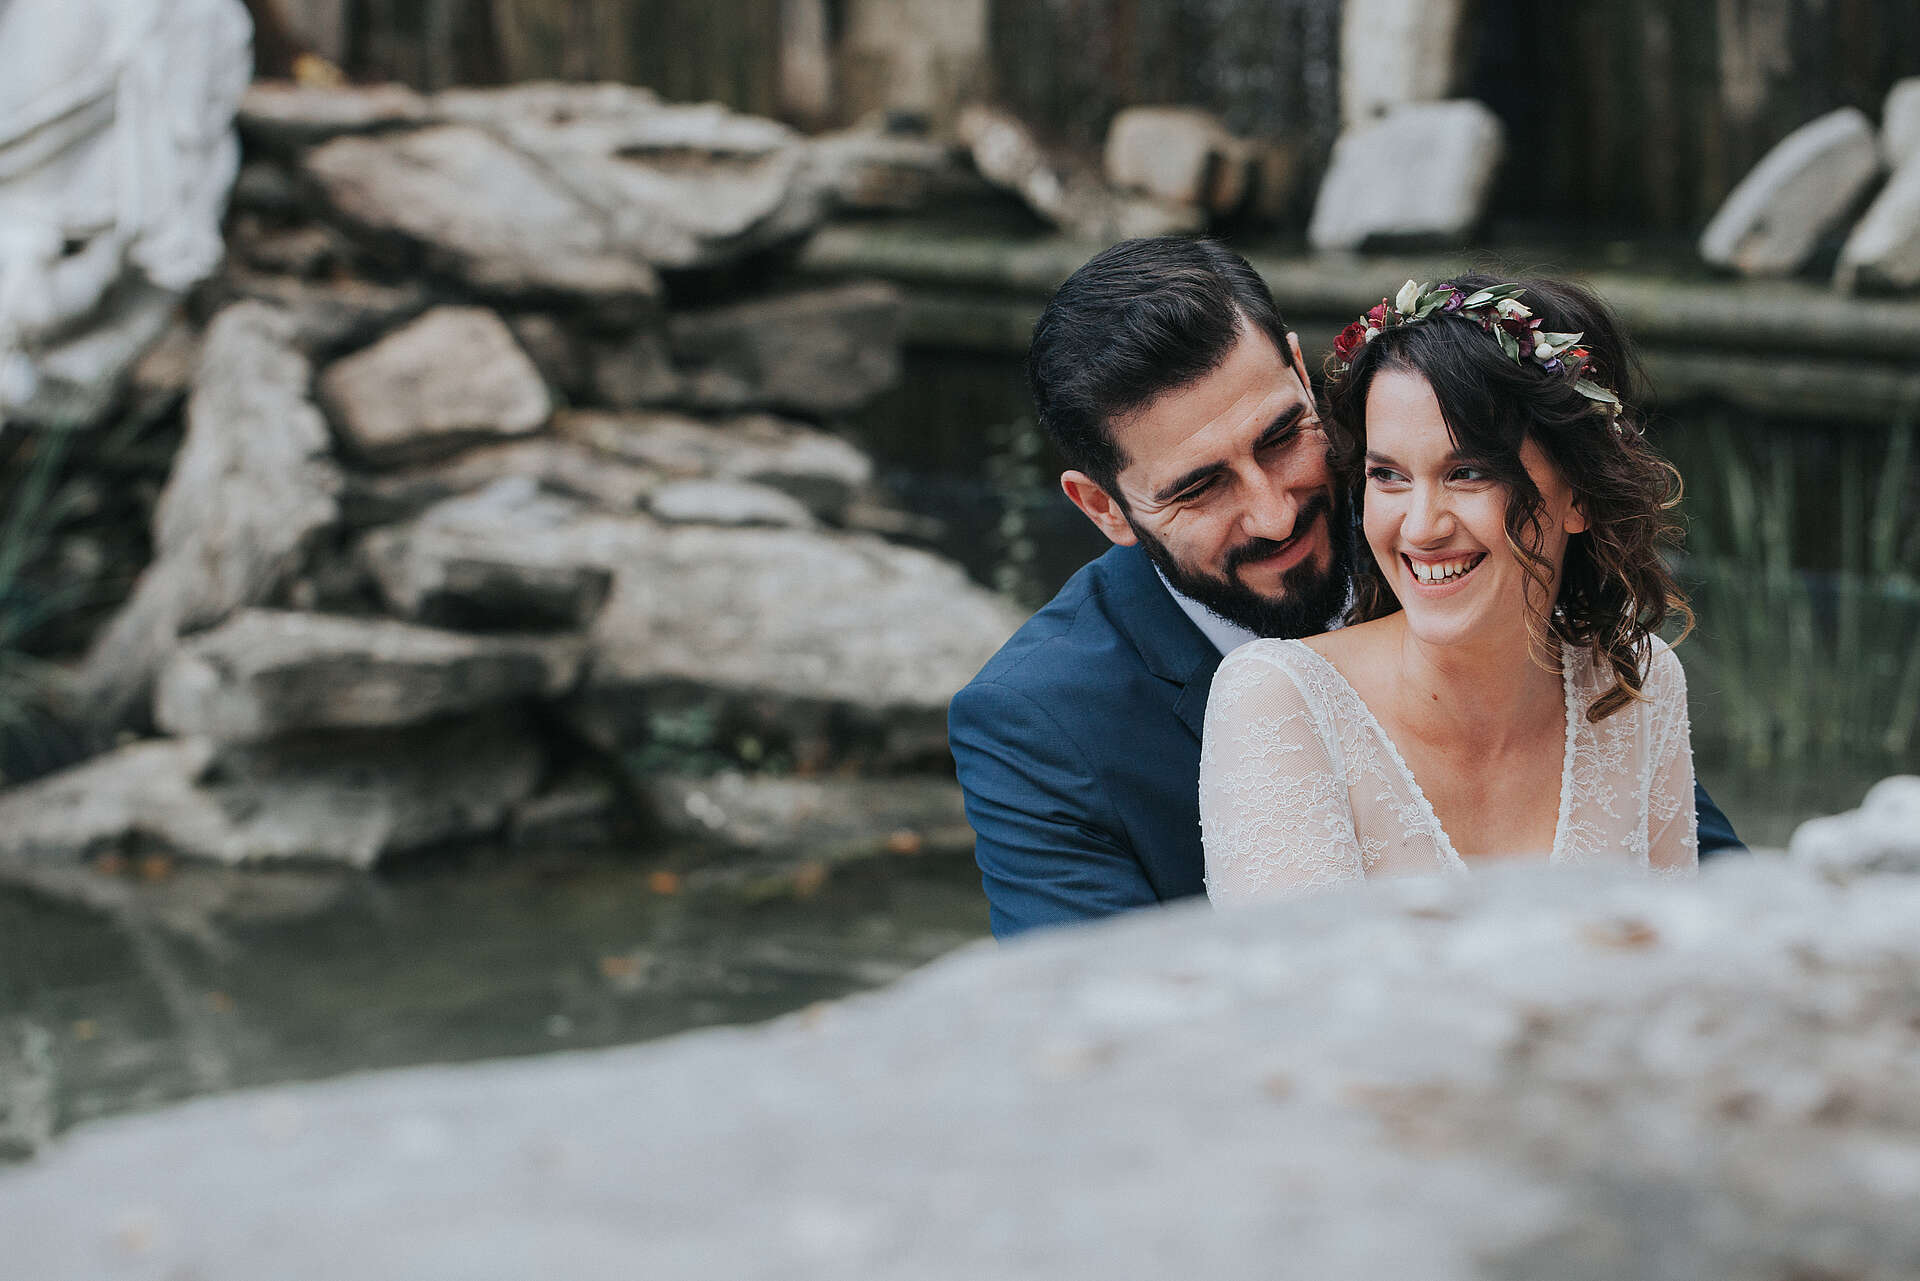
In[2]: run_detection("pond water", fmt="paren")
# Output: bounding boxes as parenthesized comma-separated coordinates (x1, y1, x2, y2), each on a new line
(0, 845, 988, 1152)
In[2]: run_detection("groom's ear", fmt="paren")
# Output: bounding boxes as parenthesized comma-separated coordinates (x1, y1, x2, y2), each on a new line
(1287, 331, 1313, 393)
(1060, 471, 1138, 547)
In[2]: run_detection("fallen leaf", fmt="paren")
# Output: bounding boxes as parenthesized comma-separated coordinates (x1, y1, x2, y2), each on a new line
(884, 829, 924, 855)
(791, 860, 829, 898)
(646, 870, 682, 896)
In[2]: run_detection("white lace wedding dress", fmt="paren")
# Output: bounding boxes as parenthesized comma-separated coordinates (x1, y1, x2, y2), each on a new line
(1199, 637, 1697, 903)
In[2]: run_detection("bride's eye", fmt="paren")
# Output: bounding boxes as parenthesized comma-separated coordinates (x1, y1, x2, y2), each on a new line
(1365, 465, 1404, 485)
(1450, 464, 1492, 483)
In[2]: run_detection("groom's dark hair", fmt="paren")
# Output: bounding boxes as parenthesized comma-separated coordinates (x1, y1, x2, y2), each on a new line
(1027, 237, 1293, 502)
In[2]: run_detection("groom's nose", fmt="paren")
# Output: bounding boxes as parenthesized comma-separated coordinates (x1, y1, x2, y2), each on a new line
(1238, 469, 1302, 543)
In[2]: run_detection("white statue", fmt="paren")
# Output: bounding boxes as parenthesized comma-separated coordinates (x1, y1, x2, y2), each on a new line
(0, 0, 252, 429)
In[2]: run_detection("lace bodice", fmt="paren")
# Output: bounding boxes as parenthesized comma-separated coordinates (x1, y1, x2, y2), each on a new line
(1199, 637, 1697, 903)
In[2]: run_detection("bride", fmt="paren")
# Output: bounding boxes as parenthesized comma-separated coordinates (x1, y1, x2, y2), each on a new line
(1200, 274, 1698, 902)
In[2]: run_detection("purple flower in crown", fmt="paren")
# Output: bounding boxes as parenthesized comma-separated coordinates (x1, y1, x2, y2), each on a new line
(1440, 288, 1466, 313)
(1542, 357, 1564, 374)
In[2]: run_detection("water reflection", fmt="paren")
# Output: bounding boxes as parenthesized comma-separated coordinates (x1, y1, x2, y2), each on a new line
(0, 847, 988, 1148)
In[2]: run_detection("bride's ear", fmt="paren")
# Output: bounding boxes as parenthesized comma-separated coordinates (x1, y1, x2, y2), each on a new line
(1061, 471, 1138, 547)
(1564, 498, 1590, 535)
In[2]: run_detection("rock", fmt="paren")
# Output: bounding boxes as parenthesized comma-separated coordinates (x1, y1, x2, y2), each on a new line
(1699, 107, 1882, 277)
(153, 609, 585, 743)
(1103, 107, 1250, 216)
(1309, 100, 1506, 251)
(643, 770, 969, 860)
(1789, 775, 1920, 878)
(572, 524, 1023, 769)
(954, 103, 1204, 240)
(7, 861, 1920, 1277)
(507, 771, 625, 848)
(1835, 157, 1920, 293)
(435, 83, 831, 272)
(650, 480, 816, 529)
(7, 281, 182, 428)
(1884, 78, 1920, 165)
(665, 282, 904, 418)
(78, 303, 343, 732)
(318, 306, 552, 466)
(122, 315, 202, 417)
(505, 313, 593, 402)
(811, 126, 991, 214)
(1339, 0, 1473, 126)
(229, 161, 305, 217)
(0, 717, 541, 868)
(835, 0, 990, 131)
(228, 214, 360, 279)
(342, 436, 662, 527)
(0, 1018, 56, 1161)
(212, 270, 432, 358)
(357, 479, 617, 631)
(584, 328, 682, 409)
(554, 410, 872, 522)
(1247, 138, 1306, 223)
(236, 81, 431, 155)
(302, 125, 661, 314)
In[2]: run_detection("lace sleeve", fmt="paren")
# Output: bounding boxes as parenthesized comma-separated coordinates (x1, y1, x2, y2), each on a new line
(1642, 641, 1699, 874)
(1200, 644, 1366, 904)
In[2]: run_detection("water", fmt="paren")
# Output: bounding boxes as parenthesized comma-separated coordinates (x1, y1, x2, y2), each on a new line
(0, 846, 988, 1149)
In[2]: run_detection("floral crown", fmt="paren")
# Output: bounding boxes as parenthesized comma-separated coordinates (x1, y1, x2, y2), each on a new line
(1327, 280, 1624, 418)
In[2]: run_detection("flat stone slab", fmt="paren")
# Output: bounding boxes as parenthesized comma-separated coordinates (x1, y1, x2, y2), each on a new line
(1103, 107, 1248, 214)
(4, 859, 1920, 1278)
(645, 770, 969, 859)
(555, 410, 871, 521)
(1700, 107, 1882, 277)
(1309, 100, 1505, 251)
(665, 282, 905, 418)
(648, 479, 816, 528)
(153, 609, 585, 743)
(357, 479, 617, 631)
(303, 125, 661, 311)
(236, 81, 432, 154)
(0, 714, 542, 868)
(318, 306, 552, 466)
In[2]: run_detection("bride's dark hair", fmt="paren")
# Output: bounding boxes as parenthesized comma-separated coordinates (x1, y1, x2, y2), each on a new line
(1322, 272, 1690, 722)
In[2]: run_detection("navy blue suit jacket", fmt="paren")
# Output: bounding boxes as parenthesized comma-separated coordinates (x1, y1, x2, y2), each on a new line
(950, 543, 1742, 939)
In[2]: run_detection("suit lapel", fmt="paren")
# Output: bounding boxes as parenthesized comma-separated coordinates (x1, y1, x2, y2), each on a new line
(1100, 545, 1225, 742)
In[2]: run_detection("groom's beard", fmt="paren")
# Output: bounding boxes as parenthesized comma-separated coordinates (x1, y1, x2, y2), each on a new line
(1129, 490, 1354, 639)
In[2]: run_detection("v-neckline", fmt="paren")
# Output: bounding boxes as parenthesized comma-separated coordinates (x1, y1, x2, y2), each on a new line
(1282, 639, 1578, 872)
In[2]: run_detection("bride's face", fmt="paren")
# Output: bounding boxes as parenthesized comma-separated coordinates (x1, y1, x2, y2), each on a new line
(1361, 368, 1586, 650)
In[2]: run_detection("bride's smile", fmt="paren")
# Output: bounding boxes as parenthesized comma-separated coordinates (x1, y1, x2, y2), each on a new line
(1361, 367, 1586, 652)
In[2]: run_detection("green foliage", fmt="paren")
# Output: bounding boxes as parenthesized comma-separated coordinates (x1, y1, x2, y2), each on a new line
(1677, 413, 1920, 769)
(624, 701, 795, 778)
(0, 429, 90, 786)
(985, 415, 1051, 609)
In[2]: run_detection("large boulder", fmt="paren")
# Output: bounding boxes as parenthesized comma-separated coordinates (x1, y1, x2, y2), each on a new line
(0, 716, 541, 869)
(1789, 775, 1920, 877)
(663, 282, 905, 418)
(553, 410, 872, 521)
(235, 81, 432, 156)
(1338, 0, 1473, 126)
(6, 861, 1920, 1277)
(956, 104, 1205, 241)
(811, 126, 991, 215)
(1884, 78, 1920, 165)
(1102, 107, 1250, 216)
(1835, 157, 1920, 293)
(78, 303, 344, 732)
(211, 270, 433, 358)
(435, 83, 833, 272)
(1699, 107, 1882, 277)
(649, 479, 816, 529)
(573, 523, 1024, 769)
(357, 479, 617, 631)
(153, 609, 585, 743)
(1309, 101, 1505, 251)
(302, 124, 662, 314)
(317, 306, 552, 466)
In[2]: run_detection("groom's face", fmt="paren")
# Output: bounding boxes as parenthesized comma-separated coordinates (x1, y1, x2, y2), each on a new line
(1061, 326, 1350, 638)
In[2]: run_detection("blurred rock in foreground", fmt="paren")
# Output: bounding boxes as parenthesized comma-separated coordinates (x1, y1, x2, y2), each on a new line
(3, 857, 1919, 1278)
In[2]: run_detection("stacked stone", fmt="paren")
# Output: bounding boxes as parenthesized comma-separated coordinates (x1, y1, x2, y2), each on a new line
(0, 82, 1019, 870)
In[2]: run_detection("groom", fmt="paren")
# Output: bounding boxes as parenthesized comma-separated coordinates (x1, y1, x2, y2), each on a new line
(949, 238, 1741, 938)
